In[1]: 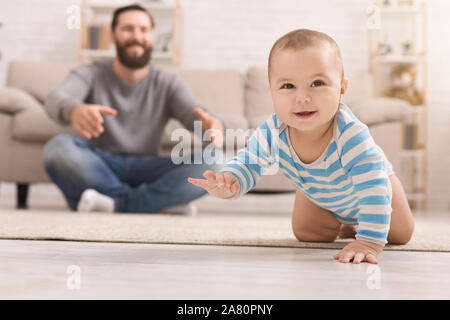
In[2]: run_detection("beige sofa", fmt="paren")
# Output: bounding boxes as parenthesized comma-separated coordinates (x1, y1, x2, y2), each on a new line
(0, 60, 411, 208)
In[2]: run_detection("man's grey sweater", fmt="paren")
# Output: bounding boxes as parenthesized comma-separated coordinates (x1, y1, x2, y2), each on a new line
(45, 60, 208, 156)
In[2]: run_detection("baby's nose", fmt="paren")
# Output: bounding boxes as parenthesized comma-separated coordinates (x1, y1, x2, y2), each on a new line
(295, 92, 312, 104)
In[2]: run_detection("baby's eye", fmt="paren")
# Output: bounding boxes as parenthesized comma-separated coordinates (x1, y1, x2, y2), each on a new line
(311, 80, 325, 87)
(280, 83, 295, 89)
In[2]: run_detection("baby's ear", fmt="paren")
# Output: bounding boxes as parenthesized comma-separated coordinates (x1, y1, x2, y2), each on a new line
(340, 78, 349, 95)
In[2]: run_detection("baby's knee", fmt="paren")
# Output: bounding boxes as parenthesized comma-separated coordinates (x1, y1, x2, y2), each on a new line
(292, 224, 339, 243)
(388, 236, 411, 245)
(388, 222, 414, 245)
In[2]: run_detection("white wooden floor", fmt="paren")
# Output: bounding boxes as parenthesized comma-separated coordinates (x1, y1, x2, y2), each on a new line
(0, 239, 449, 300)
(0, 182, 449, 300)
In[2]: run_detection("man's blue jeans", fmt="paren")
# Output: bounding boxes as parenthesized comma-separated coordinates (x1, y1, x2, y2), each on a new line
(42, 134, 222, 213)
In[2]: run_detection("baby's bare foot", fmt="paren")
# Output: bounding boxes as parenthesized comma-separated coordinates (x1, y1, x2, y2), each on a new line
(338, 225, 357, 239)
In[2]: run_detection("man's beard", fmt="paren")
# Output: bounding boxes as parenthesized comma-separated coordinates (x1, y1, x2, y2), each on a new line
(115, 39, 152, 69)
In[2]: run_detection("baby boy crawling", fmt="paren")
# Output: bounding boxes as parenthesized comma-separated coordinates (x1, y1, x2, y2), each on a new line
(188, 29, 414, 264)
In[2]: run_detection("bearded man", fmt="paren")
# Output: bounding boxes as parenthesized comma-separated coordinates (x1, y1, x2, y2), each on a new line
(43, 4, 224, 215)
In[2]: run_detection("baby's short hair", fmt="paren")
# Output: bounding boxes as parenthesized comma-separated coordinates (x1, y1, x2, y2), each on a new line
(268, 29, 344, 81)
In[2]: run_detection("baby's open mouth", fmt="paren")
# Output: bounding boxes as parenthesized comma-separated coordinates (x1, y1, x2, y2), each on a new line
(294, 111, 316, 118)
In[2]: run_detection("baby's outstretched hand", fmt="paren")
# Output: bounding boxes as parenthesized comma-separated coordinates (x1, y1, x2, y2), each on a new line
(334, 239, 383, 264)
(188, 170, 240, 199)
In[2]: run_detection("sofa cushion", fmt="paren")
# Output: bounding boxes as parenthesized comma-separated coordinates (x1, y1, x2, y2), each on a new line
(6, 60, 76, 104)
(12, 107, 78, 143)
(0, 87, 43, 114)
(244, 67, 274, 125)
(342, 72, 375, 107)
(160, 68, 248, 149)
(171, 68, 245, 117)
(343, 72, 411, 125)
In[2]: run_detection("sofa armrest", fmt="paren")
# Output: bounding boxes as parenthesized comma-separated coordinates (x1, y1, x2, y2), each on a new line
(0, 86, 43, 114)
(349, 97, 412, 126)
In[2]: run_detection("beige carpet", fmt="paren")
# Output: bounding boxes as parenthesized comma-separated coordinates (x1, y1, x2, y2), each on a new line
(0, 209, 449, 252)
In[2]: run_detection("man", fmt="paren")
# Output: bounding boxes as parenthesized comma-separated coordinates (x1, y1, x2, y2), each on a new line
(43, 4, 224, 215)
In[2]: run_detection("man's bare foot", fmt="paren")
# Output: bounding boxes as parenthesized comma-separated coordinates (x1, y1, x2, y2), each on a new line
(338, 225, 357, 239)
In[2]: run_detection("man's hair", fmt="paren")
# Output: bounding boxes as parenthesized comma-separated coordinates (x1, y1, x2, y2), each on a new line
(111, 4, 155, 31)
(268, 29, 344, 80)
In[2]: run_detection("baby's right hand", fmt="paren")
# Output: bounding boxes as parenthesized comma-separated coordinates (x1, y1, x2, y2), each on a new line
(187, 170, 240, 199)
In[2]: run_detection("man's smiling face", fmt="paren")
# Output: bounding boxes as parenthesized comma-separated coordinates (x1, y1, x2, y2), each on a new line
(113, 10, 153, 69)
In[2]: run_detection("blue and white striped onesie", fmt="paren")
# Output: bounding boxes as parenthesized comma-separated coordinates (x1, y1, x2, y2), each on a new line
(220, 103, 393, 246)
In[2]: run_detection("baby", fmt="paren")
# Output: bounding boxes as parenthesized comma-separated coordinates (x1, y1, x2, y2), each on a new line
(188, 29, 414, 264)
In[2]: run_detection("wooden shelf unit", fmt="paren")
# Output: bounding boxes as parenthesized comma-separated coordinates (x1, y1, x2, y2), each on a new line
(367, 0, 428, 211)
(78, 0, 181, 66)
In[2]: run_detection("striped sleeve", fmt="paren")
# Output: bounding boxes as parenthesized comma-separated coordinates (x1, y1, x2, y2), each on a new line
(219, 114, 280, 198)
(338, 119, 392, 246)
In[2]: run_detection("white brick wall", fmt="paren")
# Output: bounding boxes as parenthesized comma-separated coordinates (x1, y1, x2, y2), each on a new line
(426, 0, 450, 211)
(0, 0, 448, 210)
(180, 0, 372, 76)
(0, 0, 80, 84)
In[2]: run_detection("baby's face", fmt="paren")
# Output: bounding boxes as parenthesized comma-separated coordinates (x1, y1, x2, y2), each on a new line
(269, 45, 348, 134)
